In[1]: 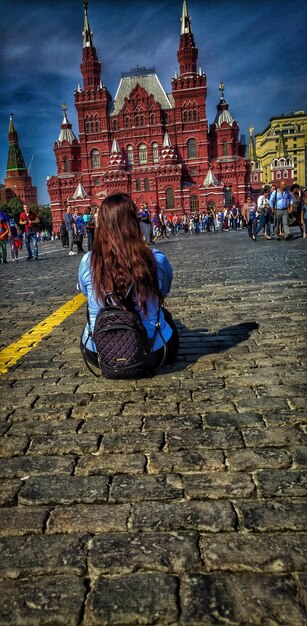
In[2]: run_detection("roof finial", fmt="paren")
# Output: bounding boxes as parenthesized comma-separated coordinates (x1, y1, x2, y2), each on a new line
(82, 0, 93, 48)
(219, 82, 225, 100)
(181, 0, 192, 35)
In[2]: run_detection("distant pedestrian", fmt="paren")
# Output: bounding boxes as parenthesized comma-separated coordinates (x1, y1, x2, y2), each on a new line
(229, 205, 238, 230)
(0, 214, 9, 264)
(138, 202, 151, 244)
(245, 196, 257, 239)
(269, 181, 293, 241)
(253, 189, 272, 240)
(8, 217, 22, 262)
(73, 208, 86, 254)
(19, 204, 40, 261)
(290, 184, 303, 237)
(64, 205, 76, 255)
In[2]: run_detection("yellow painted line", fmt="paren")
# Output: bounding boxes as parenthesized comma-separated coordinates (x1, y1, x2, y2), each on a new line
(0, 293, 87, 376)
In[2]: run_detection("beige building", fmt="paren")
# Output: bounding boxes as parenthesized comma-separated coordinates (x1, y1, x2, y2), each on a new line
(254, 111, 306, 188)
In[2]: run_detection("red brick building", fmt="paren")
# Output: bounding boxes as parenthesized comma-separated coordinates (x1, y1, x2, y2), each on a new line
(47, 0, 250, 231)
(5, 114, 37, 206)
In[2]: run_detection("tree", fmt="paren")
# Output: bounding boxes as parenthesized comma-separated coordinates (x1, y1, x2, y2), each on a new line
(7, 197, 23, 222)
(37, 206, 52, 233)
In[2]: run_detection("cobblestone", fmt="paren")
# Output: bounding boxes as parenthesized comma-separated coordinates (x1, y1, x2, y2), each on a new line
(0, 233, 306, 624)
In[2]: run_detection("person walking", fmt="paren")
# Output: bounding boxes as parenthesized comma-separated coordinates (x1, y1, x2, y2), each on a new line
(78, 193, 179, 375)
(73, 207, 86, 253)
(64, 205, 76, 255)
(8, 216, 22, 262)
(19, 204, 40, 260)
(253, 189, 272, 240)
(138, 202, 151, 244)
(245, 196, 257, 239)
(0, 214, 9, 264)
(269, 181, 293, 240)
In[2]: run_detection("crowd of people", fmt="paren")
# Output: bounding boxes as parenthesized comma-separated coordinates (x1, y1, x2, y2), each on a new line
(0, 183, 306, 265)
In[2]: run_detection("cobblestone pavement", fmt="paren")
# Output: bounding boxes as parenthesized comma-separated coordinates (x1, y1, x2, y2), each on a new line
(0, 230, 306, 625)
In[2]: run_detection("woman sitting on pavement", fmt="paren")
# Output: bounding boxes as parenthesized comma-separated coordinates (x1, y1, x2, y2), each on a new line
(78, 193, 179, 375)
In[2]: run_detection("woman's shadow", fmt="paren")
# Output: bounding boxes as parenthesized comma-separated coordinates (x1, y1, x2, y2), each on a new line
(169, 320, 259, 371)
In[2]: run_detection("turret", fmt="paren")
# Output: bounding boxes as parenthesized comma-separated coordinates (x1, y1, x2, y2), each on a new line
(54, 104, 81, 175)
(5, 114, 37, 204)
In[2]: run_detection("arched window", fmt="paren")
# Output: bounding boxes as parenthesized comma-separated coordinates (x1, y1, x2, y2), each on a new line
(188, 110, 192, 122)
(150, 114, 155, 125)
(223, 141, 228, 156)
(183, 110, 187, 122)
(193, 110, 197, 121)
(223, 186, 232, 207)
(283, 170, 288, 178)
(140, 115, 145, 127)
(164, 112, 169, 125)
(95, 121, 100, 132)
(91, 122, 95, 133)
(113, 119, 118, 131)
(135, 115, 139, 127)
(125, 117, 130, 128)
(63, 158, 70, 173)
(127, 145, 134, 165)
(144, 178, 150, 191)
(190, 195, 199, 211)
(91, 149, 100, 169)
(136, 179, 141, 191)
(187, 138, 197, 159)
(276, 170, 281, 179)
(152, 142, 159, 163)
(139, 144, 147, 164)
(85, 121, 91, 134)
(165, 187, 175, 211)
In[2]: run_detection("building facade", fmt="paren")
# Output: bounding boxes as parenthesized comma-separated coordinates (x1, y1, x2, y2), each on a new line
(47, 0, 250, 230)
(254, 111, 306, 189)
(4, 114, 37, 206)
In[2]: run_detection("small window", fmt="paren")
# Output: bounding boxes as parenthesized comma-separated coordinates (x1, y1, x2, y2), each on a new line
(283, 170, 288, 178)
(127, 145, 134, 165)
(144, 178, 150, 191)
(113, 119, 118, 131)
(140, 115, 145, 127)
(150, 114, 155, 125)
(152, 142, 159, 163)
(190, 195, 199, 211)
(95, 121, 99, 132)
(93, 177, 100, 186)
(190, 168, 197, 176)
(135, 115, 139, 127)
(253, 173, 258, 181)
(187, 138, 196, 159)
(63, 158, 70, 172)
(139, 144, 147, 164)
(223, 186, 232, 207)
(136, 179, 141, 191)
(91, 149, 100, 169)
(188, 110, 192, 122)
(223, 141, 228, 156)
(193, 110, 197, 121)
(276, 170, 281, 179)
(125, 117, 130, 128)
(165, 187, 174, 211)
(183, 111, 187, 122)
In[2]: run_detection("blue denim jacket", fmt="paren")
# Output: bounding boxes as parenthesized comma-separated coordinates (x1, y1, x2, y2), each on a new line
(78, 249, 173, 352)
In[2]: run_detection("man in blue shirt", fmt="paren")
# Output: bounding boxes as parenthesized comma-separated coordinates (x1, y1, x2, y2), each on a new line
(269, 181, 293, 240)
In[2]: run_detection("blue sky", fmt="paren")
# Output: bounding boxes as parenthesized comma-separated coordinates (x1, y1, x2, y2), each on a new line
(1, 0, 306, 205)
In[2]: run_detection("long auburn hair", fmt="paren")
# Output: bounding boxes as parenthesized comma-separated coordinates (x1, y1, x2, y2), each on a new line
(91, 193, 162, 314)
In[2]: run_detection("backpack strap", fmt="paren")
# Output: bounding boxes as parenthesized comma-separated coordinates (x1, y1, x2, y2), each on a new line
(80, 306, 102, 377)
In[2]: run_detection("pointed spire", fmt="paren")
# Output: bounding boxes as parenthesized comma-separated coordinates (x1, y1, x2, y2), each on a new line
(57, 105, 77, 145)
(247, 127, 257, 161)
(276, 127, 288, 158)
(204, 169, 219, 187)
(83, 0, 93, 48)
(162, 131, 172, 149)
(213, 83, 235, 127)
(7, 114, 27, 172)
(181, 0, 192, 35)
(73, 182, 88, 200)
(111, 138, 120, 154)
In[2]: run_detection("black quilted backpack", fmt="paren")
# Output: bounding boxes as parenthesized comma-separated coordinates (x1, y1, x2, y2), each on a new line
(82, 284, 166, 379)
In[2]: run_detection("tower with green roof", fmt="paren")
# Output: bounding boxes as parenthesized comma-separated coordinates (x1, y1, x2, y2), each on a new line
(4, 114, 37, 205)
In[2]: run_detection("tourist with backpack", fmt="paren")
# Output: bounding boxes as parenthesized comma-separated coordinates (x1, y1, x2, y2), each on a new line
(78, 193, 179, 378)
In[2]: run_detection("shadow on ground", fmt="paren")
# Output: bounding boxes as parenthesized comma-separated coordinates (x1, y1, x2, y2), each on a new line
(169, 321, 259, 371)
